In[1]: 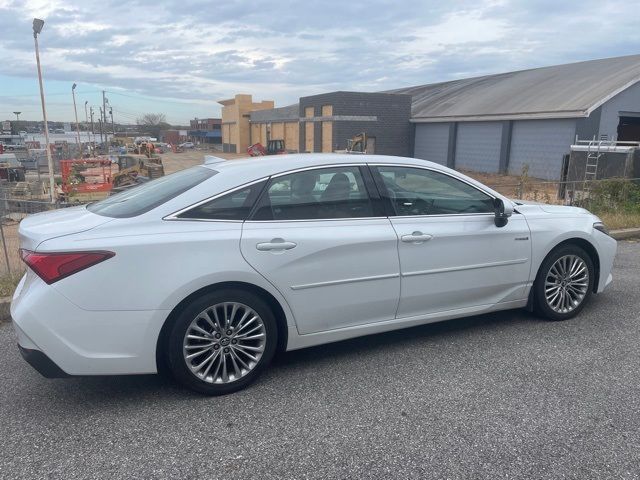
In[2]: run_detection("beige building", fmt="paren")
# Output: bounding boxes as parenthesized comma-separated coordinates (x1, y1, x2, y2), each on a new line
(249, 104, 300, 152)
(219, 94, 274, 153)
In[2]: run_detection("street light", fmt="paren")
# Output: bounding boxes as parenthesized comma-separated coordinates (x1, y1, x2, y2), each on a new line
(12, 112, 21, 135)
(71, 83, 81, 153)
(33, 17, 56, 203)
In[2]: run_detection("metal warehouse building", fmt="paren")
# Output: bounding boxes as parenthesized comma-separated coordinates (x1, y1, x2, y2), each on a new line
(221, 55, 640, 180)
(394, 54, 640, 180)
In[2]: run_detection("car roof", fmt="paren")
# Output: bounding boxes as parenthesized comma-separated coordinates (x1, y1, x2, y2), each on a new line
(204, 153, 447, 178)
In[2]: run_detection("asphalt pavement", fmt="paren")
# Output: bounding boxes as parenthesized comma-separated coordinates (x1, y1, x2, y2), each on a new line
(1, 241, 639, 480)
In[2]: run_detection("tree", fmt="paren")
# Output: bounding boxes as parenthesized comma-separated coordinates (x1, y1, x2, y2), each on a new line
(136, 113, 170, 139)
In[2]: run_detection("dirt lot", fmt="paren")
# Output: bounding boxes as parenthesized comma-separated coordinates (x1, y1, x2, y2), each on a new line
(160, 148, 244, 174)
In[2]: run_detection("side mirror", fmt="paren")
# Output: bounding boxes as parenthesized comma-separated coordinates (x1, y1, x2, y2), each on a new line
(493, 198, 513, 227)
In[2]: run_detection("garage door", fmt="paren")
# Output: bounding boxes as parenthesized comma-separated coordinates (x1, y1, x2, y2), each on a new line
(455, 122, 502, 173)
(414, 123, 449, 165)
(508, 119, 576, 180)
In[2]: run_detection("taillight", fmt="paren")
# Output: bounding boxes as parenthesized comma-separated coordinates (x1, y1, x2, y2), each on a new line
(19, 249, 115, 284)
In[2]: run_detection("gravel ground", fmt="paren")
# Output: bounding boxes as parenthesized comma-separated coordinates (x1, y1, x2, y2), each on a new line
(1, 241, 639, 480)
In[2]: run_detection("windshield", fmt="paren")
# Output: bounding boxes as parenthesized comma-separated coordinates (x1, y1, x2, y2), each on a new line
(87, 166, 217, 218)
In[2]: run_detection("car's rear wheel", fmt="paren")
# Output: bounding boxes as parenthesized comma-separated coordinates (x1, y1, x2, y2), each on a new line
(167, 289, 277, 395)
(533, 244, 594, 321)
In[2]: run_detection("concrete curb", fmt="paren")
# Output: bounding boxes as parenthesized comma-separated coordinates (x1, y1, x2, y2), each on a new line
(0, 296, 11, 324)
(610, 228, 640, 240)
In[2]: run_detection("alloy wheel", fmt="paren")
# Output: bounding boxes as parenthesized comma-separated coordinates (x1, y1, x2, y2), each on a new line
(183, 302, 266, 384)
(544, 255, 589, 314)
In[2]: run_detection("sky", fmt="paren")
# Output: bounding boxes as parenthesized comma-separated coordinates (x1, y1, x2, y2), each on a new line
(1, 0, 639, 125)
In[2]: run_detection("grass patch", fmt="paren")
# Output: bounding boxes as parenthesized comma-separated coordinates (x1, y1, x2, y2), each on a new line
(593, 210, 640, 230)
(582, 179, 640, 230)
(0, 273, 22, 298)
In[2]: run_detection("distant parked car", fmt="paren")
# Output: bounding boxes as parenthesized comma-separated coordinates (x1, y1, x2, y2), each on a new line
(12, 154, 617, 395)
(179, 142, 195, 149)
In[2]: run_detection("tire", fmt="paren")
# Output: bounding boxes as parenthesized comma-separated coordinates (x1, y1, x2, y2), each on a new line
(167, 289, 278, 395)
(533, 244, 594, 321)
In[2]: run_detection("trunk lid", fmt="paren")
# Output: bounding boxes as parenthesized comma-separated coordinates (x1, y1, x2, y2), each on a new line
(18, 205, 114, 251)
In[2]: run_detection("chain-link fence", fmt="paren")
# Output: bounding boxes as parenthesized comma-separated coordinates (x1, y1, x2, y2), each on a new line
(0, 197, 76, 277)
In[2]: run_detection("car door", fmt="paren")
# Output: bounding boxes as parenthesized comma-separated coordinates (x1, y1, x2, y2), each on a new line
(371, 164, 531, 319)
(240, 165, 400, 335)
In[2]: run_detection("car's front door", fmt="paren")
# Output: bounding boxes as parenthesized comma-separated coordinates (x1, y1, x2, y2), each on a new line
(240, 165, 400, 335)
(371, 165, 532, 319)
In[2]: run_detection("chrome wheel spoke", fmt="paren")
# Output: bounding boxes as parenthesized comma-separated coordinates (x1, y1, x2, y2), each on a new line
(544, 255, 589, 314)
(183, 301, 266, 385)
(191, 324, 212, 338)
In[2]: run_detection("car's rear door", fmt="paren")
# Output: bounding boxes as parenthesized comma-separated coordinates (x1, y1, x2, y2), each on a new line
(240, 165, 400, 335)
(371, 164, 531, 319)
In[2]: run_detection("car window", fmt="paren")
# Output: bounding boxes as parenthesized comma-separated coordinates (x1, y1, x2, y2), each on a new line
(252, 166, 374, 220)
(375, 166, 494, 216)
(178, 181, 265, 221)
(87, 166, 217, 218)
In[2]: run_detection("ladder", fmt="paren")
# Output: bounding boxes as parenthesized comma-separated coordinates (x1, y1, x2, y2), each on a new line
(583, 139, 601, 183)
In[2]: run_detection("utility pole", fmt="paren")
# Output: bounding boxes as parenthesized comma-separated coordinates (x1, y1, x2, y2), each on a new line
(32, 18, 56, 204)
(98, 109, 104, 147)
(71, 83, 81, 154)
(102, 90, 107, 144)
(89, 106, 95, 145)
(110, 107, 115, 136)
(84, 100, 89, 142)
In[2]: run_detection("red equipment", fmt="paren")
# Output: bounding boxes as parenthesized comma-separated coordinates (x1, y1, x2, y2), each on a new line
(60, 158, 114, 196)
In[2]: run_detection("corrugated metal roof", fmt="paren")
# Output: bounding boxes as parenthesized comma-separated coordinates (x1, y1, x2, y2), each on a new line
(390, 54, 640, 122)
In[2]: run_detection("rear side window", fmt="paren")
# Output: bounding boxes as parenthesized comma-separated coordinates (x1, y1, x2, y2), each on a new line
(252, 166, 374, 220)
(178, 181, 266, 221)
(87, 166, 216, 218)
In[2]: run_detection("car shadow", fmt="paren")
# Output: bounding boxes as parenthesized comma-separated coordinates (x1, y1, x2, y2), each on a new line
(273, 309, 535, 368)
(52, 309, 539, 403)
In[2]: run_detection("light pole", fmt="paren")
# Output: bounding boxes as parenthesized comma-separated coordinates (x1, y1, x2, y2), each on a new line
(71, 83, 81, 154)
(84, 101, 88, 134)
(33, 18, 56, 203)
(12, 112, 21, 135)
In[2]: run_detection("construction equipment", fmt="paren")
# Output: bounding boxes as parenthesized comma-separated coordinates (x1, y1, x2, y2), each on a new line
(0, 153, 27, 182)
(247, 139, 286, 156)
(112, 154, 164, 188)
(133, 141, 157, 157)
(346, 133, 367, 154)
(60, 158, 114, 202)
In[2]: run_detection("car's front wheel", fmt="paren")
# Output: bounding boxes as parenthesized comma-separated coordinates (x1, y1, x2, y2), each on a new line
(167, 289, 278, 395)
(533, 244, 594, 321)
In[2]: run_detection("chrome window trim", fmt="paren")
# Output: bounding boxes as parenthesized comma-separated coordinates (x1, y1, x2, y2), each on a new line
(269, 163, 366, 178)
(244, 216, 390, 224)
(164, 177, 268, 222)
(164, 162, 502, 223)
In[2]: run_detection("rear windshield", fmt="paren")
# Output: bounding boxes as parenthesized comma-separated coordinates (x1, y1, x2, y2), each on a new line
(87, 166, 217, 218)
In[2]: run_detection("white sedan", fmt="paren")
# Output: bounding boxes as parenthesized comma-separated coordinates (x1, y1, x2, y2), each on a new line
(12, 154, 616, 395)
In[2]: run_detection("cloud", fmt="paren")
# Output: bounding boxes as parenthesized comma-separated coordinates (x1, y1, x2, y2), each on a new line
(1, 0, 639, 122)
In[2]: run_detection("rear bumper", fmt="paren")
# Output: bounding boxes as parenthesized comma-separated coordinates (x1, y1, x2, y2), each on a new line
(18, 344, 70, 378)
(11, 272, 168, 376)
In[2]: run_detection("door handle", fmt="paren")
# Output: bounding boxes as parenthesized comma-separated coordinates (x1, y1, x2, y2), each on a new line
(401, 231, 433, 244)
(256, 238, 297, 251)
